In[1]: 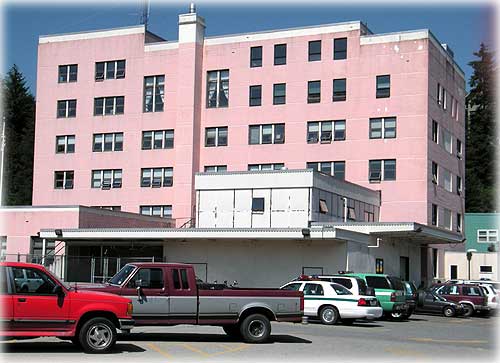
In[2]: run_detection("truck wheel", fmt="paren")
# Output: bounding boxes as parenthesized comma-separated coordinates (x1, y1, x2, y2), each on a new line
(390, 311, 405, 321)
(462, 304, 474, 317)
(239, 314, 271, 343)
(78, 317, 117, 354)
(222, 325, 242, 338)
(319, 306, 339, 325)
(443, 306, 455, 317)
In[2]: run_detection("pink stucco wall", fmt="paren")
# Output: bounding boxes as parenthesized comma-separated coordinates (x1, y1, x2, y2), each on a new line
(31, 16, 465, 229)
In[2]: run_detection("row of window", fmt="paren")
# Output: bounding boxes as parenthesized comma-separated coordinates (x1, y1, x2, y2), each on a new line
(250, 38, 348, 68)
(431, 161, 462, 195)
(437, 82, 460, 121)
(431, 204, 462, 232)
(58, 60, 126, 84)
(432, 120, 462, 158)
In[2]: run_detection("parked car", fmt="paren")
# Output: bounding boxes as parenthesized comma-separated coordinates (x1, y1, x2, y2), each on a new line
(307, 275, 375, 296)
(343, 273, 409, 320)
(479, 283, 498, 313)
(431, 283, 489, 317)
(280, 280, 382, 324)
(445, 279, 500, 290)
(0, 262, 134, 353)
(78, 262, 303, 343)
(403, 281, 418, 317)
(415, 290, 465, 317)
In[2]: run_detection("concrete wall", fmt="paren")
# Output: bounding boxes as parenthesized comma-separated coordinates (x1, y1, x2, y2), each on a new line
(444, 251, 499, 281)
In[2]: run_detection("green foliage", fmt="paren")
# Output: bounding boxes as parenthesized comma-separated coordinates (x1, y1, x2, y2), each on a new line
(2, 64, 35, 205)
(465, 43, 496, 212)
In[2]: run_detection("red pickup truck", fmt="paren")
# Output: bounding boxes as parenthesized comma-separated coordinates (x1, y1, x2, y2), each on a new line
(0, 262, 134, 353)
(79, 262, 304, 343)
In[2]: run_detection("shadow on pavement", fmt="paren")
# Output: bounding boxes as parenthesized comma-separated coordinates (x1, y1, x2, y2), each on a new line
(2, 341, 145, 354)
(118, 332, 312, 344)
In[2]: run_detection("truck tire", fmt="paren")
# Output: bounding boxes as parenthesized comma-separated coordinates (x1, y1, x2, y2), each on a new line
(78, 317, 117, 354)
(319, 306, 339, 325)
(239, 314, 271, 343)
(222, 325, 242, 338)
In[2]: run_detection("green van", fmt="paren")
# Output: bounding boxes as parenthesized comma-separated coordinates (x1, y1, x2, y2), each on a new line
(343, 273, 409, 320)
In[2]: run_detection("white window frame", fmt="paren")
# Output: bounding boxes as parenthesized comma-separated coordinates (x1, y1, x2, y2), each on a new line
(95, 60, 126, 80)
(249, 124, 285, 145)
(432, 161, 439, 184)
(143, 75, 165, 112)
(207, 69, 229, 108)
(443, 208, 452, 231)
(55, 135, 75, 154)
(369, 159, 396, 182)
(442, 168, 453, 193)
(140, 205, 172, 218)
(58, 64, 77, 83)
(54, 170, 74, 189)
(306, 161, 345, 178)
(456, 138, 463, 159)
(440, 128, 453, 154)
(477, 229, 498, 243)
(204, 165, 227, 172)
(94, 96, 124, 116)
(141, 130, 174, 150)
(248, 163, 285, 171)
(432, 120, 439, 144)
(456, 175, 462, 195)
(141, 167, 173, 188)
(369, 117, 396, 139)
(57, 99, 76, 118)
(205, 127, 228, 147)
(457, 213, 462, 233)
(93, 133, 123, 152)
(91, 169, 122, 189)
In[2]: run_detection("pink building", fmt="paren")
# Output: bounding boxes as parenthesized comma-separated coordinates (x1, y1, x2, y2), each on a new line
(32, 8, 465, 232)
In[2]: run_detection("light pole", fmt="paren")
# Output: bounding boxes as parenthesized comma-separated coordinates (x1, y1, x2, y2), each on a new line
(466, 249, 477, 280)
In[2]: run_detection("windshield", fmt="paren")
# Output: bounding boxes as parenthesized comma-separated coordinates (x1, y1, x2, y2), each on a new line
(108, 265, 136, 286)
(331, 283, 353, 295)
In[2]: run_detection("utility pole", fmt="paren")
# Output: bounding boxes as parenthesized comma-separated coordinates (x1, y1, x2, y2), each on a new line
(0, 116, 6, 206)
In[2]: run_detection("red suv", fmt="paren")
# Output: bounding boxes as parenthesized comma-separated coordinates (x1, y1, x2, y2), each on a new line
(431, 283, 489, 317)
(0, 262, 134, 353)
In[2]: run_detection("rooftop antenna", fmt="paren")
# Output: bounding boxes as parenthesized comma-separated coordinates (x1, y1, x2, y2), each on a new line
(189, 2, 196, 13)
(140, 0, 150, 30)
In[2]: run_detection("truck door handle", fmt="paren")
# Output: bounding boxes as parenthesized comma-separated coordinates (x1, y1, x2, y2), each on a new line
(17, 298, 26, 302)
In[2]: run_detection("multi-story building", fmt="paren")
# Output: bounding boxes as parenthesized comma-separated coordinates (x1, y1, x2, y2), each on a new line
(32, 7, 466, 232)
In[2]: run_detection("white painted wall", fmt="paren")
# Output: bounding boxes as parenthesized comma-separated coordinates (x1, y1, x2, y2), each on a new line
(163, 239, 347, 287)
(444, 251, 499, 280)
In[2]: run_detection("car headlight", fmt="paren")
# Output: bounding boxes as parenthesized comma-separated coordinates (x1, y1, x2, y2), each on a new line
(127, 302, 133, 316)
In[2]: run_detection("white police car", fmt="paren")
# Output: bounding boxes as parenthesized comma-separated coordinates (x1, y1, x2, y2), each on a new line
(281, 280, 383, 324)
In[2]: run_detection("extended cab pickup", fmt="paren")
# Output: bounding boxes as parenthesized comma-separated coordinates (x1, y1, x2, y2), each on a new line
(80, 263, 304, 343)
(0, 262, 134, 353)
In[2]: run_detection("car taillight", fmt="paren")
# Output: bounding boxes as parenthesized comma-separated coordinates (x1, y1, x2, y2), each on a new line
(300, 294, 304, 311)
(358, 298, 368, 306)
(390, 292, 396, 302)
(127, 302, 133, 316)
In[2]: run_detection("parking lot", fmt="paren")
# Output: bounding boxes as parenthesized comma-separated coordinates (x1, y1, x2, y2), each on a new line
(2, 313, 498, 362)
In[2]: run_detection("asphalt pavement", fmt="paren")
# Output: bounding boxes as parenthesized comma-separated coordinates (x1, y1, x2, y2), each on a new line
(2, 313, 498, 363)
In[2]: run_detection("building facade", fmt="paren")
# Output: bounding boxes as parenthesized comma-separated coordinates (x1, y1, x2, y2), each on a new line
(32, 8, 465, 232)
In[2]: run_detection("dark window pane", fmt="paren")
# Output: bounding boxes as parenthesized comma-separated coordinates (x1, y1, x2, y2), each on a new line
(165, 131, 174, 149)
(307, 122, 319, 143)
(250, 46, 262, 67)
(334, 120, 346, 141)
(333, 78, 346, 102)
(369, 160, 382, 182)
(205, 128, 217, 147)
(69, 65, 78, 82)
(95, 62, 105, 81)
(54, 171, 64, 188)
(58, 65, 67, 83)
(261, 125, 273, 144)
(115, 97, 124, 114)
(104, 134, 113, 151)
(249, 85, 262, 106)
(142, 132, 152, 150)
(252, 197, 265, 212)
(114, 133, 123, 151)
(274, 44, 287, 65)
(334, 38, 347, 60)
(334, 162, 345, 180)
(67, 100, 76, 117)
(376, 75, 391, 98)
(94, 98, 104, 115)
(308, 40, 321, 61)
(104, 98, 114, 115)
(273, 83, 286, 105)
(57, 101, 67, 118)
(274, 124, 285, 144)
(116, 60, 126, 78)
(384, 159, 396, 180)
(308, 81, 321, 103)
(106, 61, 115, 79)
(249, 126, 260, 144)
(218, 127, 228, 146)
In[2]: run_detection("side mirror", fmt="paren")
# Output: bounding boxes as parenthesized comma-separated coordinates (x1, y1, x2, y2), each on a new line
(53, 285, 65, 297)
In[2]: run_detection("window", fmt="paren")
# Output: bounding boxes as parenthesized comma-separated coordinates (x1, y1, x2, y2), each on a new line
(250, 46, 262, 67)
(437, 83, 447, 109)
(333, 78, 346, 102)
(451, 96, 456, 117)
(456, 175, 462, 195)
(431, 204, 438, 226)
(249, 85, 262, 106)
(91, 169, 122, 189)
(252, 197, 265, 212)
(94, 96, 124, 116)
(144, 75, 165, 112)
(306, 120, 344, 144)
(273, 83, 286, 105)
(281, 283, 302, 291)
(319, 199, 328, 214)
(205, 127, 228, 147)
(57, 99, 77, 118)
(440, 128, 452, 153)
(306, 161, 345, 179)
(333, 37, 347, 60)
(456, 139, 463, 159)
(442, 168, 452, 192)
(308, 40, 321, 61)
(432, 120, 439, 143)
(141, 167, 173, 187)
(463, 286, 481, 296)
(91, 206, 121, 211)
(480, 266, 493, 273)
(376, 75, 390, 98)
(95, 60, 125, 81)
(303, 283, 324, 296)
(140, 205, 172, 218)
(93, 133, 123, 152)
(128, 268, 164, 289)
(207, 70, 229, 108)
(347, 207, 356, 220)
(274, 44, 287, 65)
(172, 269, 181, 289)
(248, 163, 284, 171)
(141, 130, 174, 150)
(12, 267, 57, 295)
(477, 230, 498, 243)
(308, 81, 321, 103)
(450, 265, 458, 280)
(369, 117, 396, 139)
(432, 162, 438, 184)
(364, 211, 375, 222)
(367, 275, 389, 288)
(204, 165, 227, 172)
(443, 208, 452, 230)
(249, 124, 285, 145)
(457, 213, 462, 232)
(58, 64, 77, 83)
(369, 159, 396, 182)
(54, 170, 74, 189)
(56, 135, 75, 153)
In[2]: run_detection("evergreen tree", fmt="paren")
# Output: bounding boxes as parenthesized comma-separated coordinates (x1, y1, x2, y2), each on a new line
(2, 64, 35, 205)
(465, 43, 496, 212)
